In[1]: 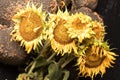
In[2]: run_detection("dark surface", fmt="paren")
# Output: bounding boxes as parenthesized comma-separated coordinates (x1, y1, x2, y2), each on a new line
(0, 0, 120, 80)
(96, 0, 120, 79)
(0, 64, 19, 80)
(0, 27, 27, 65)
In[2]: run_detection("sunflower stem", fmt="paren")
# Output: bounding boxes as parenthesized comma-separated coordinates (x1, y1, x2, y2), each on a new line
(28, 61, 37, 74)
(61, 56, 75, 68)
(27, 40, 50, 74)
(36, 40, 50, 60)
(47, 52, 56, 61)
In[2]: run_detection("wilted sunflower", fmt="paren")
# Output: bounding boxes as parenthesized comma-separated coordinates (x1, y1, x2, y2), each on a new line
(92, 21, 105, 40)
(17, 73, 30, 80)
(11, 3, 47, 53)
(66, 12, 95, 43)
(77, 45, 117, 79)
(47, 9, 78, 55)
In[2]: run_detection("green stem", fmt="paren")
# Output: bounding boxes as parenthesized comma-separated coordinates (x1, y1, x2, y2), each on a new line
(36, 40, 50, 60)
(47, 52, 56, 62)
(27, 40, 50, 74)
(58, 54, 68, 65)
(61, 56, 75, 69)
(28, 61, 37, 74)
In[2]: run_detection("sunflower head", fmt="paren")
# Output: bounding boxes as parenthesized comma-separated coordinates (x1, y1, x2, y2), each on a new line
(92, 21, 106, 40)
(47, 9, 78, 55)
(66, 12, 95, 43)
(10, 3, 47, 53)
(17, 73, 30, 80)
(77, 45, 117, 79)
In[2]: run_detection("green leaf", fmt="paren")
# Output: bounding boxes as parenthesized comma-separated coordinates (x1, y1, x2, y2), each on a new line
(35, 71, 44, 80)
(35, 56, 52, 69)
(44, 62, 62, 80)
(62, 70, 70, 80)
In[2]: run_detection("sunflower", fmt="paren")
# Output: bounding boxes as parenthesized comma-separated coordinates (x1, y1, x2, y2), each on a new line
(66, 12, 95, 43)
(47, 9, 78, 55)
(92, 21, 105, 40)
(17, 73, 30, 80)
(10, 3, 47, 53)
(77, 45, 117, 79)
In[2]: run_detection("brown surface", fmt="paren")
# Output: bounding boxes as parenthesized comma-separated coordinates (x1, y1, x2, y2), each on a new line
(0, 27, 27, 65)
(71, 0, 98, 10)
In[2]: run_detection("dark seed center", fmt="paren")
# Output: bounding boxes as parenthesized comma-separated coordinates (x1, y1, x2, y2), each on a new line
(85, 53, 105, 68)
(53, 19, 73, 44)
(20, 11, 43, 41)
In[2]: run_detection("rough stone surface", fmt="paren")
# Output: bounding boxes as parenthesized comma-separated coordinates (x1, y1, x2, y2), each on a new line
(0, 27, 27, 65)
(71, 0, 98, 10)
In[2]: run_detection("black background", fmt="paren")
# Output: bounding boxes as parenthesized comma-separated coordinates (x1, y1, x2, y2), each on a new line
(0, 0, 120, 80)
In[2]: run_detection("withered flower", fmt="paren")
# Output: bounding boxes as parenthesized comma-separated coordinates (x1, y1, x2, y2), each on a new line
(66, 12, 95, 43)
(47, 9, 78, 55)
(11, 3, 47, 53)
(92, 21, 105, 40)
(77, 45, 117, 79)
